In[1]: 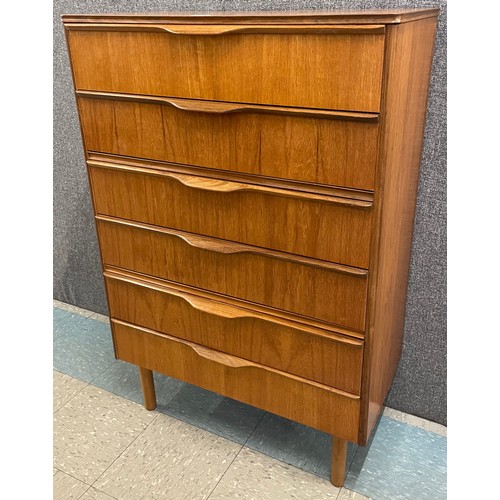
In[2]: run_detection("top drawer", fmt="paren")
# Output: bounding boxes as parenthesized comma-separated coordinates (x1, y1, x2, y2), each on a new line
(66, 25, 385, 112)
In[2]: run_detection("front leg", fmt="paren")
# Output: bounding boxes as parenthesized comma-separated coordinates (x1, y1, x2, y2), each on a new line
(138, 366, 157, 410)
(331, 435, 348, 487)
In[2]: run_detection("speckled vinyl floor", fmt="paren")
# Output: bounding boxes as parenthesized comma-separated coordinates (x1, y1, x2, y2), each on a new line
(53, 301, 447, 500)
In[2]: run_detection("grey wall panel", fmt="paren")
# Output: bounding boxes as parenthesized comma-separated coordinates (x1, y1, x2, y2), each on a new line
(53, 0, 447, 425)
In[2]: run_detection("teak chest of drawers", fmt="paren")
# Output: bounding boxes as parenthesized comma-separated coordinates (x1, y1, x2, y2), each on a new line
(63, 8, 438, 487)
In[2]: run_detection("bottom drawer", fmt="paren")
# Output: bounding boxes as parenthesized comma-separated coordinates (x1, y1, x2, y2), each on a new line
(112, 319, 361, 442)
(105, 269, 364, 394)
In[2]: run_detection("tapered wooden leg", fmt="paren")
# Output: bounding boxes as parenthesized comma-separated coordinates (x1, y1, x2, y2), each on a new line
(138, 367, 157, 410)
(331, 436, 348, 487)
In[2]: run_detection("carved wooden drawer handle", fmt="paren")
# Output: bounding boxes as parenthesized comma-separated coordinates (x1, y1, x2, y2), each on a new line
(67, 23, 385, 36)
(105, 160, 291, 195)
(189, 342, 256, 368)
(153, 24, 386, 36)
(88, 160, 373, 208)
(167, 230, 255, 256)
(77, 91, 381, 122)
(147, 169, 373, 208)
(152, 98, 264, 115)
(163, 171, 254, 193)
(97, 215, 369, 276)
(174, 291, 253, 320)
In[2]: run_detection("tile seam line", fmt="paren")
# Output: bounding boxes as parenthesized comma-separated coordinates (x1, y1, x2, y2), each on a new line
(53, 468, 93, 498)
(53, 371, 90, 414)
(76, 484, 93, 500)
(204, 410, 268, 497)
(78, 382, 244, 498)
(54, 382, 161, 492)
(87, 408, 162, 490)
(205, 442, 245, 500)
(78, 486, 119, 500)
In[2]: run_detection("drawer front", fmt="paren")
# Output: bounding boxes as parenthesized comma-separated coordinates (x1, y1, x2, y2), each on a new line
(105, 271, 364, 393)
(79, 96, 378, 191)
(98, 217, 368, 331)
(112, 319, 361, 441)
(67, 27, 384, 112)
(89, 164, 373, 267)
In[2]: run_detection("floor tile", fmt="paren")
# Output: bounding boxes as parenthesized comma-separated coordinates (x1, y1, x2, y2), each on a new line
(54, 385, 157, 483)
(345, 416, 447, 500)
(162, 384, 264, 445)
(95, 413, 241, 500)
(54, 301, 95, 318)
(53, 307, 87, 339)
(53, 316, 116, 382)
(80, 487, 116, 500)
(53, 370, 88, 412)
(92, 360, 184, 409)
(338, 488, 372, 499)
(53, 470, 89, 500)
(246, 412, 356, 479)
(383, 407, 447, 437)
(209, 447, 339, 499)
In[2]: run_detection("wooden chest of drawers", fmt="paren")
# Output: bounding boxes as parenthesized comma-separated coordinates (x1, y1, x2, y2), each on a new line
(63, 8, 438, 487)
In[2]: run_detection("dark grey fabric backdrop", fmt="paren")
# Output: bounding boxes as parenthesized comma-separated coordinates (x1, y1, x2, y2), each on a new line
(53, 0, 447, 425)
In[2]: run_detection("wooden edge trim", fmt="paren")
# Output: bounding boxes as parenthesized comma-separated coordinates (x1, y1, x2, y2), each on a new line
(87, 159, 373, 209)
(96, 214, 368, 277)
(103, 268, 364, 347)
(76, 90, 380, 122)
(62, 10, 439, 25)
(64, 22, 385, 35)
(111, 317, 361, 399)
(104, 265, 365, 340)
(87, 152, 374, 203)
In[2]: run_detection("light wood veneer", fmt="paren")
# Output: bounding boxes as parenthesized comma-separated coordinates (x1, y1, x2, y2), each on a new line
(97, 216, 368, 331)
(67, 27, 385, 112)
(78, 93, 379, 191)
(105, 269, 364, 393)
(89, 162, 373, 267)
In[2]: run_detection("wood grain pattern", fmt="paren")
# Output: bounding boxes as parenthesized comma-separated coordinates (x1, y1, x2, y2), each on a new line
(87, 152, 375, 203)
(104, 266, 366, 340)
(62, 8, 440, 26)
(97, 217, 368, 331)
(67, 28, 385, 112)
(88, 159, 372, 208)
(112, 319, 361, 441)
(360, 17, 438, 445)
(79, 95, 379, 191)
(105, 270, 364, 393)
(89, 160, 371, 208)
(89, 163, 373, 267)
(97, 214, 367, 276)
(78, 90, 380, 120)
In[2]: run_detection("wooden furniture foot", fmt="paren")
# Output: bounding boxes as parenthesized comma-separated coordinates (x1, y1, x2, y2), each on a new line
(138, 366, 157, 410)
(331, 436, 348, 487)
